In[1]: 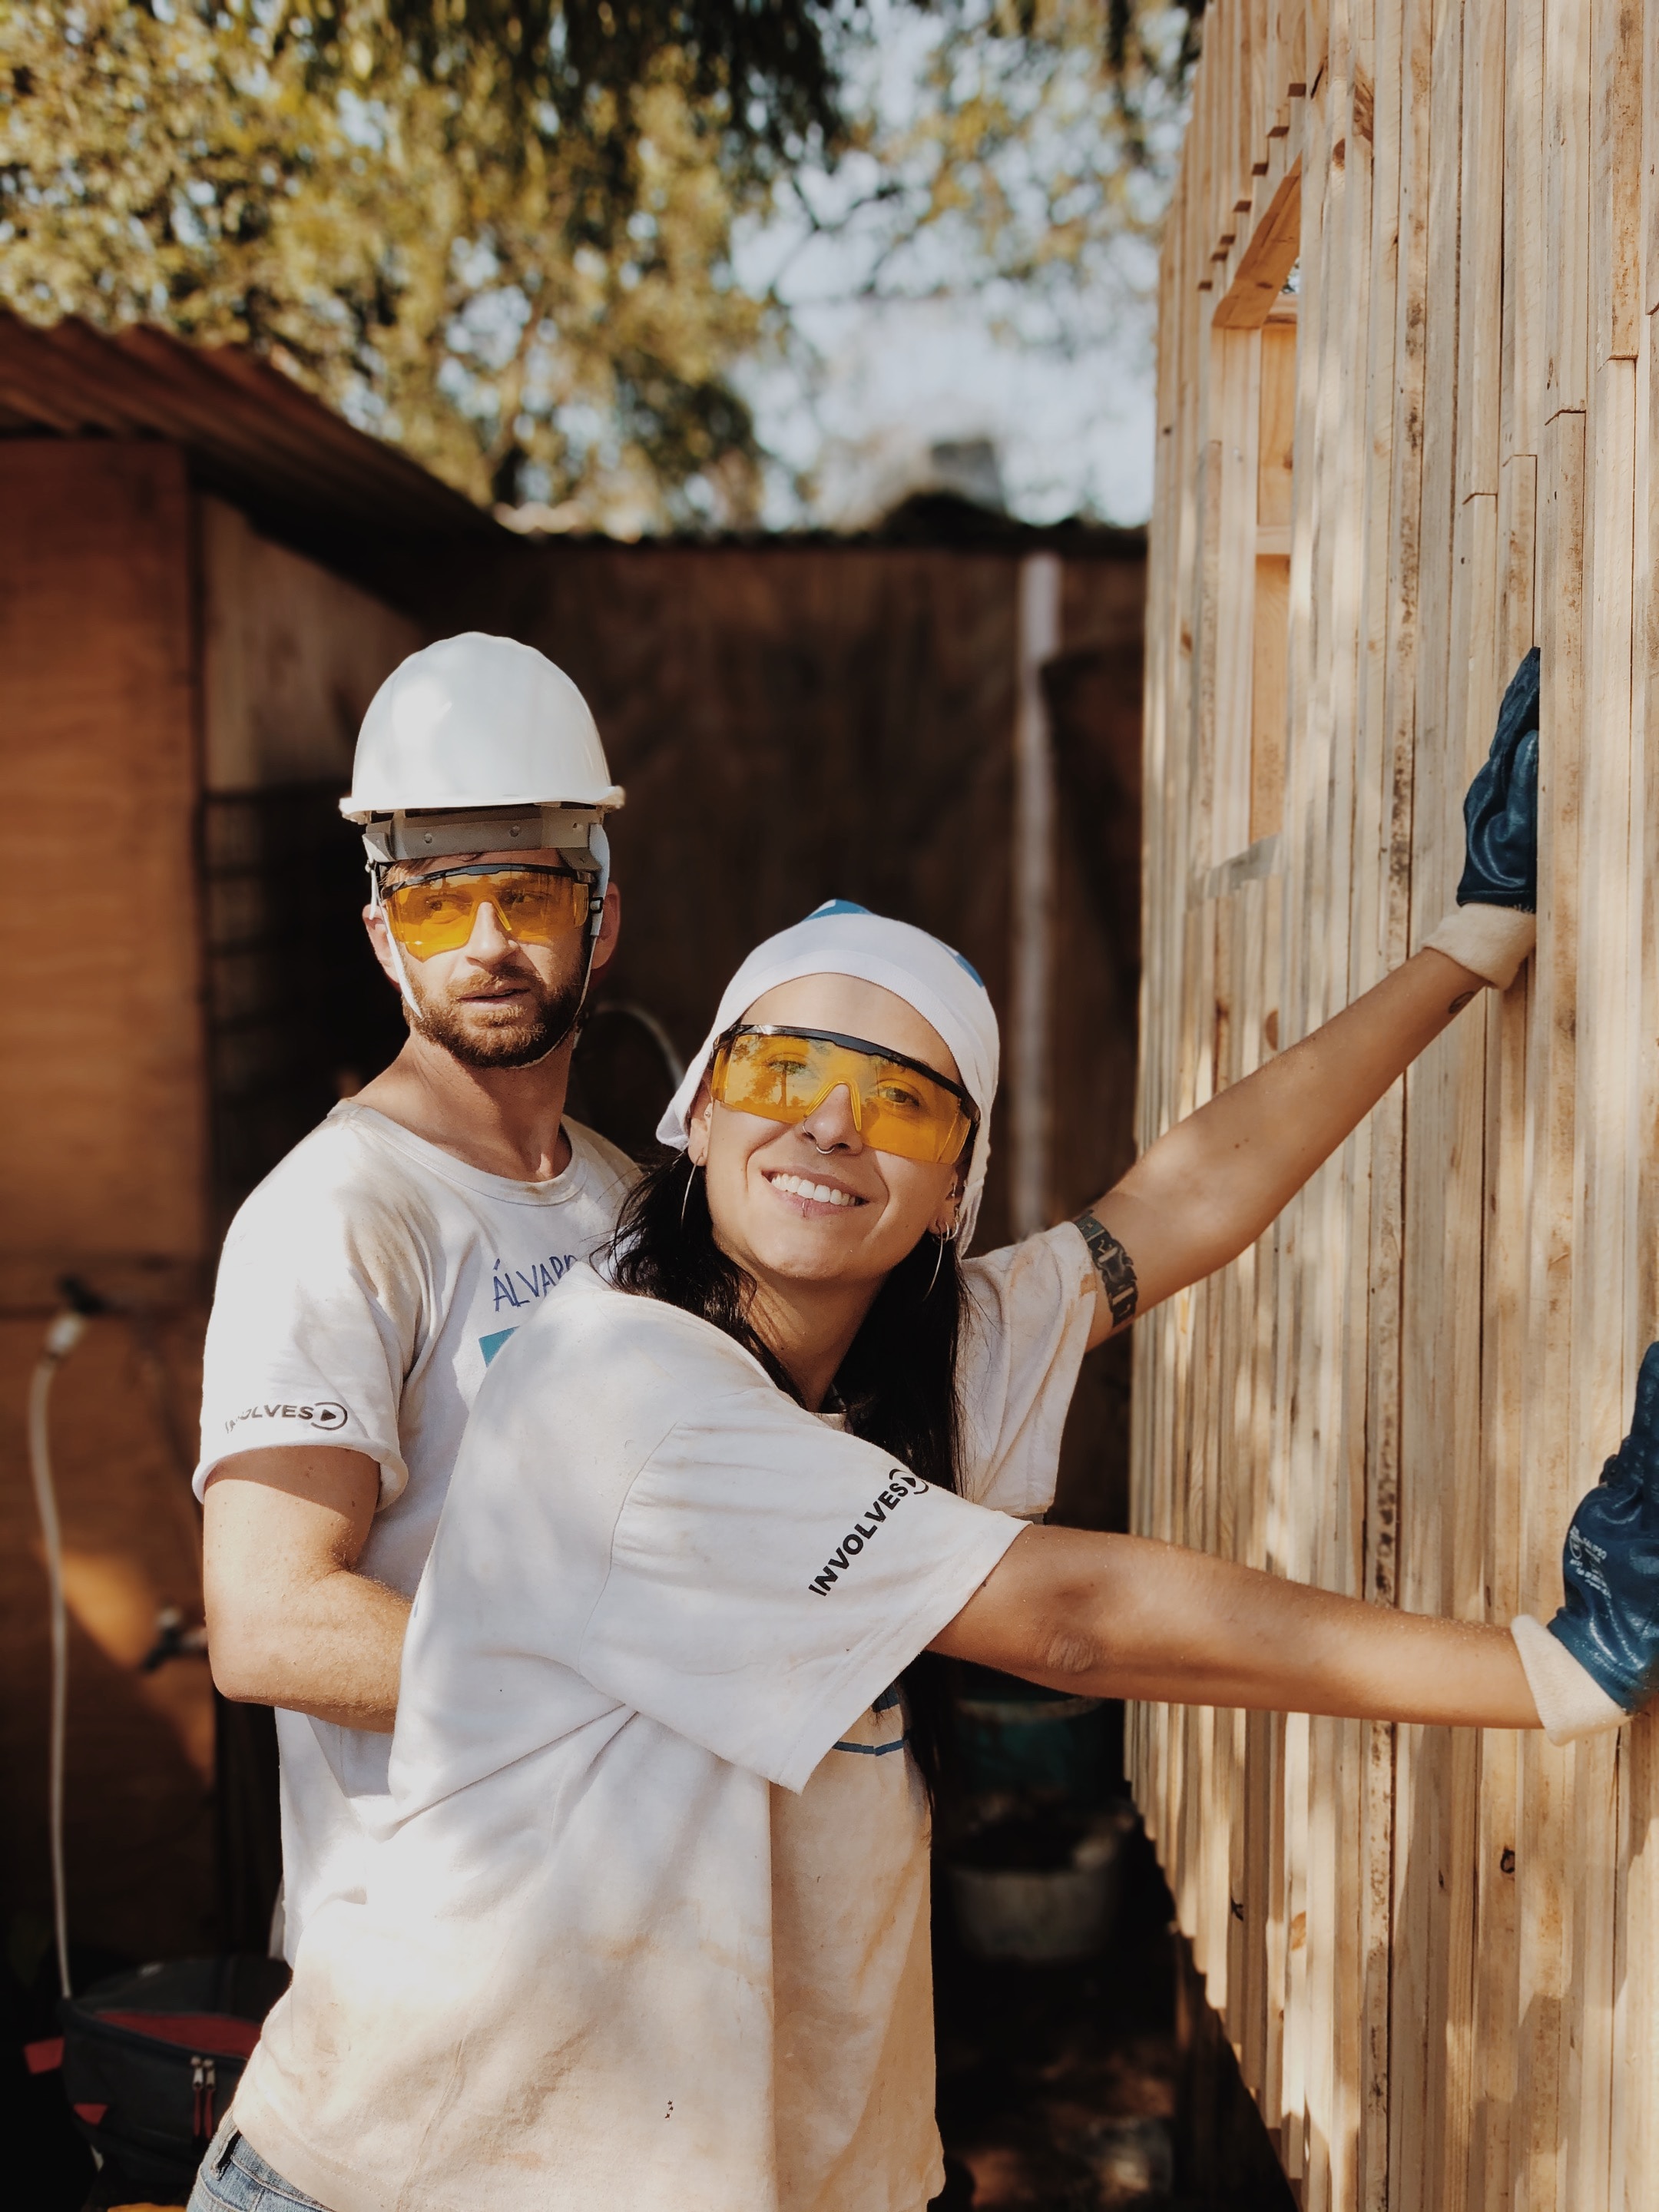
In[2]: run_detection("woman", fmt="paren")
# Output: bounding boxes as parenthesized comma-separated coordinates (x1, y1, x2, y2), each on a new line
(194, 892, 1652, 2212)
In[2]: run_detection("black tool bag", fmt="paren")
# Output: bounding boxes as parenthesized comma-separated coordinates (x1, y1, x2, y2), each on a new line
(57, 1955, 291, 2203)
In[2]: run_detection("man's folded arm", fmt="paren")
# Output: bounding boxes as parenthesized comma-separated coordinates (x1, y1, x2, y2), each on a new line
(202, 1446, 409, 1733)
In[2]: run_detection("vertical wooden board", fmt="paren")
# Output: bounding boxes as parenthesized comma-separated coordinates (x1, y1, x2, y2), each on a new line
(1240, 871, 1288, 2116)
(1322, 278, 1377, 2212)
(1513, 404, 1586, 2212)
(1435, 488, 1501, 2212)
(1214, 329, 1266, 859)
(1560, 348, 1637, 2212)
(1348, 12, 1409, 2198)
(1455, 0, 1508, 503)
(1189, 902, 1230, 2002)
(1621, 1718, 1659, 2212)
(1503, 0, 1548, 464)
(1230, 871, 1283, 2044)
(1624, 301, 1659, 2212)
(1430, 14, 1508, 2177)
(1278, 1707, 1311, 2182)
(1589, 0, 1643, 364)
(1543, 0, 1592, 417)
(1212, 16, 1233, 267)
(1307, 0, 1333, 91)
(1133, 164, 1196, 1853)
(1194, 437, 1227, 873)
(1301, 24, 1371, 2188)
(1286, 0, 1310, 98)
(0, 443, 207, 1274)
(1470, 451, 1537, 2212)
(1391, 0, 1472, 2181)
(1235, 0, 1260, 214)
(1164, 896, 1214, 1897)
(1220, 0, 1240, 255)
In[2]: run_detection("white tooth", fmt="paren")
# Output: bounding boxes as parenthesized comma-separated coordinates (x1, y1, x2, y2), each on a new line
(813, 1184, 833, 1202)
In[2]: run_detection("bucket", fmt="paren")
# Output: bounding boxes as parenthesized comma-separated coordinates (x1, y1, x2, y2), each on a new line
(945, 1807, 1133, 1964)
(952, 1669, 1111, 1804)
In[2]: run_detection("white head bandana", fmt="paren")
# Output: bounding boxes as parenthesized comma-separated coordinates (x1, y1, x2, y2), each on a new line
(657, 901, 1000, 1250)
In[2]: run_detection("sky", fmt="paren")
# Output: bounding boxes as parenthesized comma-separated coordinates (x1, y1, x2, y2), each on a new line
(727, 6, 1169, 533)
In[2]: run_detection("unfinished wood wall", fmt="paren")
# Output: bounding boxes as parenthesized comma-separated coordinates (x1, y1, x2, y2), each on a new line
(1133, 0, 1657, 2204)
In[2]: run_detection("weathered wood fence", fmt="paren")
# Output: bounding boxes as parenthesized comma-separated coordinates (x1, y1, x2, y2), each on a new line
(1132, 0, 1657, 2204)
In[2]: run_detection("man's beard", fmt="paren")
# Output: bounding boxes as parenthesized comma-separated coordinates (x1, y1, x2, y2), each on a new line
(407, 965, 586, 1071)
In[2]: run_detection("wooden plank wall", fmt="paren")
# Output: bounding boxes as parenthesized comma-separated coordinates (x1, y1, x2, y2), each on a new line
(1133, 0, 1657, 2202)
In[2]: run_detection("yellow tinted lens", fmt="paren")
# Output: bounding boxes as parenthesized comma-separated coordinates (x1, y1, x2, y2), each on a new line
(490, 871, 587, 943)
(857, 1065, 972, 1165)
(711, 1032, 971, 1164)
(383, 877, 478, 957)
(384, 869, 586, 958)
(714, 1031, 832, 1121)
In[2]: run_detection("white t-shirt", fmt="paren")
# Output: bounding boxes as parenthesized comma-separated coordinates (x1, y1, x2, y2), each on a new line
(195, 1101, 638, 1955)
(232, 1228, 1098, 2212)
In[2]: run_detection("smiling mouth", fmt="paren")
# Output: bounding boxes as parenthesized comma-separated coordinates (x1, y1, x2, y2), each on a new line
(765, 1171, 869, 1210)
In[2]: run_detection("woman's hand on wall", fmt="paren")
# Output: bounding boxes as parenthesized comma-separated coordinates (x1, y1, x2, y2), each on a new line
(1422, 646, 1540, 986)
(1513, 1339, 1659, 1744)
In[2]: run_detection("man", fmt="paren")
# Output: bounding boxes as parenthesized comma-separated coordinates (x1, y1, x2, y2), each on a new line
(196, 634, 637, 1957)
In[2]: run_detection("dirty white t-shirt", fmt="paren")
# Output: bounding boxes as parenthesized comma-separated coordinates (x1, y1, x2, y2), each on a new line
(194, 1101, 638, 1956)
(233, 1231, 1098, 2212)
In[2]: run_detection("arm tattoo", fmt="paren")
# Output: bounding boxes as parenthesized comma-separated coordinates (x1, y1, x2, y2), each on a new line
(1075, 1210, 1139, 1329)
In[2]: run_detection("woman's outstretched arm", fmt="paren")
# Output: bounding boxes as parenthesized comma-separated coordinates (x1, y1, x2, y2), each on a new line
(1071, 651, 1541, 1348)
(929, 1524, 1541, 1731)
(1075, 948, 1490, 1345)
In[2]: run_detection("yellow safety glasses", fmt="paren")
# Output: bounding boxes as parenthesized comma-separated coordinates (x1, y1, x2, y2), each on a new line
(709, 1025, 978, 1167)
(380, 864, 591, 961)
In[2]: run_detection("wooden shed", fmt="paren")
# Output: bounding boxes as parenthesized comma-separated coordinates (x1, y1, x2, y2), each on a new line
(1135, 0, 1656, 2204)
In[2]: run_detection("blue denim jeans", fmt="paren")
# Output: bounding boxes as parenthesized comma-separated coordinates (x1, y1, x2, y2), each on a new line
(189, 2111, 330, 2211)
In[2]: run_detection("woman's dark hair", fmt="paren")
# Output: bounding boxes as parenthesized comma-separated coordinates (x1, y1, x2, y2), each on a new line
(609, 1150, 969, 1796)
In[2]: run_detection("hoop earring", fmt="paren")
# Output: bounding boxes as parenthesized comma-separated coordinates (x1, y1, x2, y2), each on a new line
(926, 1230, 947, 1300)
(680, 1160, 700, 1228)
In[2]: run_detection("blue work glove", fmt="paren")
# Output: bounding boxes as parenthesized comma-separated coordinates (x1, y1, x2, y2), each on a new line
(1548, 1339, 1659, 1712)
(1456, 647, 1539, 912)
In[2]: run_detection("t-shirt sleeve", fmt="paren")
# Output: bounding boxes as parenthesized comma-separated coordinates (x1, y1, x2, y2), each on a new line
(579, 1403, 1023, 1793)
(956, 1221, 1100, 1520)
(194, 1152, 421, 1507)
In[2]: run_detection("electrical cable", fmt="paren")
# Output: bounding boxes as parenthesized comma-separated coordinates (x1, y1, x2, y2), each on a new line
(27, 1301, 90, 2001)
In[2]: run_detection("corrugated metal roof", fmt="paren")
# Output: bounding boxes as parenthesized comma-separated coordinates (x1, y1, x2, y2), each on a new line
(0, 310, 491, 544)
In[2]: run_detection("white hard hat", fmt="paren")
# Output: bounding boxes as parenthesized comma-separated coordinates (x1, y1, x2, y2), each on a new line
(343, 633, 624, 866)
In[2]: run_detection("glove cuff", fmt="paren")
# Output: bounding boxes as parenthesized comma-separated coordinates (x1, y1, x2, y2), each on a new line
(1511, 1615, 1628, 1745)
(1422, 905, 1538, 990)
